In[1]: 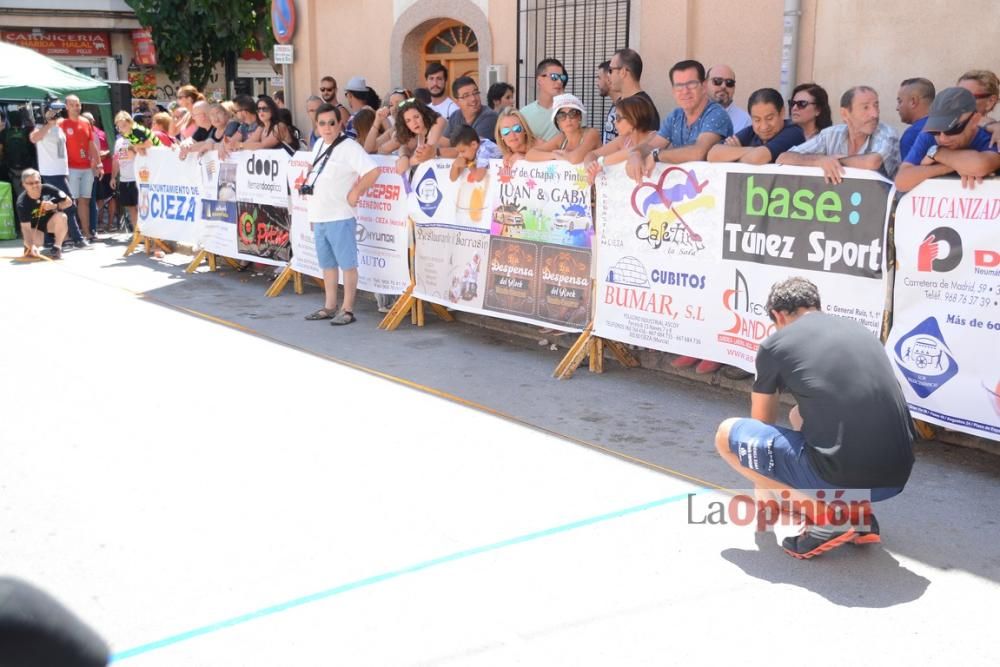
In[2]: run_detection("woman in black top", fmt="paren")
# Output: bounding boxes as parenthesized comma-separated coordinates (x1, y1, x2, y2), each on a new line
(240, 95, 299, 155)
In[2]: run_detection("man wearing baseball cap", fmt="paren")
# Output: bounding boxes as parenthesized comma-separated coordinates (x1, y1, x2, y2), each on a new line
(895, 86, 1000, 192)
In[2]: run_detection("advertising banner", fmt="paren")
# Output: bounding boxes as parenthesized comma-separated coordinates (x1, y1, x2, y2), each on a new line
(410, 159, 593, 331)
(134, 148, 203, 246)
(886, 179, 1000, 441)
(197, 150, 290, 267)
(593, 163, 892, 371)
(3, 31, 110, 57)
(287, 153, 410, 294)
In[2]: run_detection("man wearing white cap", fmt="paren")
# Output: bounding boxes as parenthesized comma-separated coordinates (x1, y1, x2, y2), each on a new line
(343, 76, 374, 139)
(895, 86, 1000, 192)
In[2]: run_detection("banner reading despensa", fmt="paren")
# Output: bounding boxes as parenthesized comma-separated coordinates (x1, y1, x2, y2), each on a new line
(593, 163, 892, 372)
(886, 178, 1000, 441)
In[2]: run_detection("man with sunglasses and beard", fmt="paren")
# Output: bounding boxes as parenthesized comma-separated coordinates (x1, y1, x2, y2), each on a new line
(895, 87, 1000, 192)
(707, 64, 750, 132)
(519, 58, 569, 141)
(777, 86, 900, 184)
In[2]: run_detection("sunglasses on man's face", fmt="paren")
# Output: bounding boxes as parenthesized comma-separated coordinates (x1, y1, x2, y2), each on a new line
(711, 77, 736, 88)
(544, 72, 569, 84)
(930, 114, 974, 137)
(319, 87, 334, 92)
(499, 124, 524, 136)
(788, 99, 815, 109)
(316, 119, 339, 127)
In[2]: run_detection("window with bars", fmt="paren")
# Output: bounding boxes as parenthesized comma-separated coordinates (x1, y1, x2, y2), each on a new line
(517, 0, 630, 128)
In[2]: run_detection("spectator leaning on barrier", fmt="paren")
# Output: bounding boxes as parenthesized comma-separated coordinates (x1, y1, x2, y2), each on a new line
(708, 88, 805, 165)
(605, 48, 660, 146)
(628, 59, 733, 182)
(520, 58, 568, 142)
(715, 277, 914, 560)
(777, 85, 900, 183)
(440, 76, 498, 156)
(896, 77, 935, 160)
(16, 168, 71, 259)
(495, 107, 537, 167)
(584, 94, 660, 184)
(894, 87, 1000, 193)
(526, 93, 600, 164)
(788, 82, 832, 140)
(301, 103, 380, 326)
(707, 64, 751, 133)
(225, 95, 261, 151)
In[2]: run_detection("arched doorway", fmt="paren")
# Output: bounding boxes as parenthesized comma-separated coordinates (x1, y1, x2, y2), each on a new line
(421, 20, 479, 86)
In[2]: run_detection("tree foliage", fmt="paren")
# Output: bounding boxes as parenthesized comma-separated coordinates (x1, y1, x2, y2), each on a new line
(126, 0, 274, 89)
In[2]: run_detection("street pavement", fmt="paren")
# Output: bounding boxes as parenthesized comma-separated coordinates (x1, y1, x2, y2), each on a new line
(2, 236, 999, 666)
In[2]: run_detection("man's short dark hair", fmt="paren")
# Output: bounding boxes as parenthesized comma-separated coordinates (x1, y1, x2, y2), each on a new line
(233, 94, 256, 113)
(425, 62, 448, 80)
(900, 77, 936, 102)
(273, 90, 285, 104)
(613, 48, 644, 80)
(840, 85, 878, 110)
(315, 102, 339, 119)
(452, 76, 477, 98)
(535, 58, 566, 77)
(414, 88, 432, 105)
(453, 124, 480, 146)
(766, 277, 822, 320)
(747, 88, 784, 112)
(598, 60, 611, 74)
(669, 60, 705, 85)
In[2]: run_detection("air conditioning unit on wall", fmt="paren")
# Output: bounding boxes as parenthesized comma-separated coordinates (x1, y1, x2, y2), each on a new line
(487, 64, 508, 87)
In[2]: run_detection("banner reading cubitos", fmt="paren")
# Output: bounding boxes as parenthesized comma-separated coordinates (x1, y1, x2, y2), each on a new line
(197, 150, 291, 266)
(287, 153, 410, 294)
(886, 179, 1000, 441)
(410, 159, 593, 331)
(135, 148, 202, 245)
(594, 163, 892, 372)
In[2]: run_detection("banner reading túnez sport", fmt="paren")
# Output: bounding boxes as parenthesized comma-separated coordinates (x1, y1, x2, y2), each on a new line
(886, 178, 1000, 441)
(410, 159, 593, 331)
(287, 152, 410, 294)
(135, 148, 202, 245)
(593, 163, 892, 372)
(197, 149, 291, 266)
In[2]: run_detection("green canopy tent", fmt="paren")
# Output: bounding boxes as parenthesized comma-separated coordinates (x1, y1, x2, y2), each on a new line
(0, 40, 113, 133)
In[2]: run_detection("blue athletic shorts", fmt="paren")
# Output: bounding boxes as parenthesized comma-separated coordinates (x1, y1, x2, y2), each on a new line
(313, 218, 358, 270)
(727, 418, 903, 502)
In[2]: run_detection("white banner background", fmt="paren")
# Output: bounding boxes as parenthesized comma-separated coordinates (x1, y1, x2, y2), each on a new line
(135, 148, 202, 245)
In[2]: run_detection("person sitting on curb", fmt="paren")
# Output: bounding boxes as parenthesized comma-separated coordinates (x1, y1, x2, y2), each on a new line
(714, 277, 915, 559)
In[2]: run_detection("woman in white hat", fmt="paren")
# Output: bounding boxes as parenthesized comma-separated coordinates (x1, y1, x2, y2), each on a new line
(526, 93, 600, 164)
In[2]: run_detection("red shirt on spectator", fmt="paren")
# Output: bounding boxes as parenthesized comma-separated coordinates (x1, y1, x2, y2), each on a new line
(61, 118, 95, 169)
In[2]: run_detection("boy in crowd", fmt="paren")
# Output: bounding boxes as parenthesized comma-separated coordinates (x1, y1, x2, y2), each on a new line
(449, 124, 501, 183)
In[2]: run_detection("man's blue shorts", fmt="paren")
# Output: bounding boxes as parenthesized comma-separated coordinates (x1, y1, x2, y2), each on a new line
(727, 418, 903, 502)
(313, 218, 358, 270)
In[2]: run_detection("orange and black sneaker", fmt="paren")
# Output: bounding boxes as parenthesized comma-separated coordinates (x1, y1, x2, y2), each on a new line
(782, 525, 857, 560)
(852, 513, 881, 545)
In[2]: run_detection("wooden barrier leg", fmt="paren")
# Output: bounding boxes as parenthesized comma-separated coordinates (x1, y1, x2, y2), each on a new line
(208, 252, 217, 272)
(185, 249, 208, 273)
(378, 286, 415, 331)
(428, 303, 455, 322)
(913, 419, 936, 440)
(265, 266, 294, 297)
(123, 226, 143, 257)
(605, 340, 640, 368)
(553, 326, 594, 379)
(588, 337, 605, 373)
(293, 270, 303, 294)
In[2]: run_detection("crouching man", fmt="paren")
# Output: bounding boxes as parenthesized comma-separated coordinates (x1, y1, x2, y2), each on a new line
(16, 168, 71, 259)
(715, 277, 915, 559)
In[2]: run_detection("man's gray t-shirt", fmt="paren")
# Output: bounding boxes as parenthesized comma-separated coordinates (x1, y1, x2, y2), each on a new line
(446, 107, 498, 144)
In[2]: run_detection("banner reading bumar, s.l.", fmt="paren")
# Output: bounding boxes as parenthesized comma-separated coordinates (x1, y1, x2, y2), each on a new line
(287, 153, 410, 294)
(886, 178, 1000, 441)
(135, 148, 202, 245)
(410, 158, 593, 331)
(593, 162, 892, 372)
(197, 149, 291, 266)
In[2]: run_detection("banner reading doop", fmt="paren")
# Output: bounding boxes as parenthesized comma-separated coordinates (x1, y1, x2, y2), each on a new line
(593, 163, 891, 372)
(886, 178, 1000, 441)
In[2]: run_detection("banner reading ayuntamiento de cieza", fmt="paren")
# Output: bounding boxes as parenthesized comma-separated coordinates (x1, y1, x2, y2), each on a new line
(135, 148, 203, 245)
(593, 162, 893, 372)
(886, 178, 1000, 441)
(410, 158, 594, 331)
(287, 152, 410, 294)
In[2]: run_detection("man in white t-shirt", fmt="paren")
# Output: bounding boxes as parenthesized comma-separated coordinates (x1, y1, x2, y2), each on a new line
(301, 103, 380, 326)
(425, 63, 458, 120)
(29, 99, 86, 247)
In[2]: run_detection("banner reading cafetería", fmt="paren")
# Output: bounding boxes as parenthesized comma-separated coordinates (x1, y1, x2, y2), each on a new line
(593, 163, 892, 372)
(410, 159, 593, 331)
(886, 179, 1000, 441)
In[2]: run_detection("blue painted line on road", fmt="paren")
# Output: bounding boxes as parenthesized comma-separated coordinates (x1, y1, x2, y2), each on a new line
(111, 488, 704, 662)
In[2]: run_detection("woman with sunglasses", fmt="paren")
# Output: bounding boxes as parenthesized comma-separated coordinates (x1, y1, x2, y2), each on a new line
(526, 93, 600, 165)
(957, 70, 1000, 144)
(708, 88, 805, 164)
(583, 95, 659, 184)
(788, 83, 832, 140)
(170, 84, 205, 140)
(494, 108, 537, 168)
(384, 98, 446, 174)
(364, 88, 412, 154)
(238, 95, 299, 155)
